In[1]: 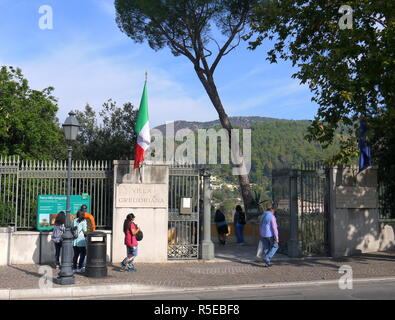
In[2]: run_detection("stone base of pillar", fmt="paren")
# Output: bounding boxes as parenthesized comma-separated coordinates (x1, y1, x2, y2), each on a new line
(287, 239, 302, 258)
(200, 240, 215, 260)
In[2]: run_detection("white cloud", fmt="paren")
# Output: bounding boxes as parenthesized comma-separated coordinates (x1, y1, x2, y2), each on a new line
(5, 38, 216, 127)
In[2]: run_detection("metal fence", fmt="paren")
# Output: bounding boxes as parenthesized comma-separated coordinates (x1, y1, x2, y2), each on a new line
(378, 166, 395, 220)
(272, 162, 329, 257)
(298, 162, 329, 256)
(0, 156, 113, 230)
(167, 164, 203, 260)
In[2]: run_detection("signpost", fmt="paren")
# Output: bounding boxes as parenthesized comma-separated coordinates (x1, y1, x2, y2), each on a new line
(37, 195, 91, 231)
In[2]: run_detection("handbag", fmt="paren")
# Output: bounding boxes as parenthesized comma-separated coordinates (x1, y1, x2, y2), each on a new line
(134, 223, 143, 241)
(256, 240, 263, 258)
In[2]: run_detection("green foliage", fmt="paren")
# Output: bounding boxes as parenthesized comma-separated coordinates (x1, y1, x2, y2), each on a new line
(0, 66, 66, 159)
(248, 0, 395, 165)
(210, 120, 340, 184)
(73, 100, 138, 160)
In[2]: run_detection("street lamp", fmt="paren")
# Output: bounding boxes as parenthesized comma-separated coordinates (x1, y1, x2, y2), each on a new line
(58, 111, 80, 285)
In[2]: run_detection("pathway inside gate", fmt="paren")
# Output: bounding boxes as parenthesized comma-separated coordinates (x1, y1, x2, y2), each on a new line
(214, 243, 288, 262)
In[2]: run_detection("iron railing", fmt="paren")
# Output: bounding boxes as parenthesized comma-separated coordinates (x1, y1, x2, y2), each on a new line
(0, 156, 113, 230)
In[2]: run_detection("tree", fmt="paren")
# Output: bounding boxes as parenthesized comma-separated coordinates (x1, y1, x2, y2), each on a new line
(114, 0, 256, 208)
(74, 100, 138, 160)
(0, 66, 66, 159)
(248, 0, 394, 160)
(248, 0, 395, 217)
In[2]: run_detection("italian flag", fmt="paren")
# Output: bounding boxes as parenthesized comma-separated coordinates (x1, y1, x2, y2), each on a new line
(134, 81, 150, 169)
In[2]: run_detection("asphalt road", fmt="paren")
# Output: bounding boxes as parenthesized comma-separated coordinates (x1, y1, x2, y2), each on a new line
(88, 279, 395, 300)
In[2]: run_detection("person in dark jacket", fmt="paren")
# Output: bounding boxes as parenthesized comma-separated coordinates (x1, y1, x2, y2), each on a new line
(233, 205, 246, 245)
(214, 209, 228, 245)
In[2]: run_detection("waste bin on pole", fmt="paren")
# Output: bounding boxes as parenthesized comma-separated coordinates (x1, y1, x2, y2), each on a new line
(86, 232, 107, 278)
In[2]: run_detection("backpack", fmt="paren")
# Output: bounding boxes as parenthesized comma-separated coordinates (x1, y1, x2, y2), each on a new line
(134, 223, 143, 241)
(71, 226, 79, 239)
(51, 225, 64, 243)
(239, 212, 246, 225)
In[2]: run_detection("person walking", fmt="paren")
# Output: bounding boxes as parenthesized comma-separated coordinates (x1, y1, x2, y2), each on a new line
(72, 210, 87, 273)
(214, 209, 228, 245)
(51, 211, 65, 269)
(81, 204, 96, 233)
(233, 205, 246, 245)
(259, 206, 279, 267)
(120, 213, 140, 272)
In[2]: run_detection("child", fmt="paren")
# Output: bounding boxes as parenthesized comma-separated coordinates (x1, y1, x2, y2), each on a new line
(120, 213, 140, 272)
(51, 211, 65, 269)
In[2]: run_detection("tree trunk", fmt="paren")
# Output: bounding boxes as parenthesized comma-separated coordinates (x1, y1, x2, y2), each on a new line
(195, 68, 253, 211)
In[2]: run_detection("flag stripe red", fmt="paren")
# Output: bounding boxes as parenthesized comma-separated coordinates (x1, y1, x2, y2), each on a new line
(134, 144, 145, 169)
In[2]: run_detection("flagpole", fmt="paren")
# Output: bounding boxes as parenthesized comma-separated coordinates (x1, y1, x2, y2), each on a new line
(138, 72, 147, 184)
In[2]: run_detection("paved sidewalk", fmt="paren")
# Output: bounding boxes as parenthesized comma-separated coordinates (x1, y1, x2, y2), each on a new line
(1, 245, 394, 294)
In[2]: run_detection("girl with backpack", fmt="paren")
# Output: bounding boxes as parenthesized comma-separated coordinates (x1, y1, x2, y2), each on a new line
(234, 205, 246, 245)
(214, 209, 228, 245)
(120, 213, 141, 272)
(51, 211, 66, 269)
(72, 210, 87, 273)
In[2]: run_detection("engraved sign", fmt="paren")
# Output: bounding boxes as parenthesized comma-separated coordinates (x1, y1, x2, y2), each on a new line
(116, 184, 167, 208)
(336, 186, 378, 209)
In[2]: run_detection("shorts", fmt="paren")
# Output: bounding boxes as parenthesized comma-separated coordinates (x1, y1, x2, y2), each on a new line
(126, 246, 138, 257)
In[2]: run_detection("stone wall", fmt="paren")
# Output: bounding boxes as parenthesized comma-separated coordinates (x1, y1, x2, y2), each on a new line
(329, 166, 395, 257)
(0, 229, 112, 266)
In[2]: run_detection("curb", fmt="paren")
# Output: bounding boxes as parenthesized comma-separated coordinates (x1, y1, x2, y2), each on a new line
(0, 284, 177, 300)
(2, 276, 395, 300)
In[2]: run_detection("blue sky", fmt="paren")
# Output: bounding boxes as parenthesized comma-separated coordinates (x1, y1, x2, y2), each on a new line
(0, 0, 319, 127)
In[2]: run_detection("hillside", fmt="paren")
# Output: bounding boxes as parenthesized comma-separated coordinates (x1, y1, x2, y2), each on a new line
(154, 117, 339, 184)
(154, 116, 340, 213)
(154, 116, 299, 133)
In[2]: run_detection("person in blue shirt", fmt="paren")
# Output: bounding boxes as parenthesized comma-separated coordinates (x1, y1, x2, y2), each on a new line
(72, 210, 87, 273)
(259, 206, 279, 267)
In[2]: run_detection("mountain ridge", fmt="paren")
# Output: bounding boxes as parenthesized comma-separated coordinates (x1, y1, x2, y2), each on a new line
(154, 116, 311, 133)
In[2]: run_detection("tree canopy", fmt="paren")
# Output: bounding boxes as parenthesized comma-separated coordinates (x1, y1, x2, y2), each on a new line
(248, 0, 394, 164)
(0, 66, 65, 159)
(73, 100, 138, 161)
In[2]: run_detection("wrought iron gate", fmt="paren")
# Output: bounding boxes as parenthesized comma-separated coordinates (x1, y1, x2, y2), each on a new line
(168, 164, 202, 260)
(272, 162, 330, 257)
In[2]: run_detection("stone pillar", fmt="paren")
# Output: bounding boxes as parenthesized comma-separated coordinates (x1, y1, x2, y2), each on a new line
(200, 169, 215, 260)
(287, 169, 302, 258)
(112, 161, 169, 263)
(328, 166, 380, 257)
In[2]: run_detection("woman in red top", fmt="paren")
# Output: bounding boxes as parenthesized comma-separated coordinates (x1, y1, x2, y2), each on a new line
(120, 213, 140, 272)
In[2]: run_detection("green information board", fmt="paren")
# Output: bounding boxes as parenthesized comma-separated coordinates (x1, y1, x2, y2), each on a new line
(37, 195, 91, 231)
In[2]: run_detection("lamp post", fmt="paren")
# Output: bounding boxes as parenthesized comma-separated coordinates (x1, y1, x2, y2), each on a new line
(58, 112, 80, 285)
(200, 168, 215, 260)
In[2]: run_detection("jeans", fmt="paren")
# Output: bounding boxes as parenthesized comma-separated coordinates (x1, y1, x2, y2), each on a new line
(235, 223, 245, 243)
(261, 237, 279, 263)
(73, 246, 86, 269)
(54, 242, 62, 265)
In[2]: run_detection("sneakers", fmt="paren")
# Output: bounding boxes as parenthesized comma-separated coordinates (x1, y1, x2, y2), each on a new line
(263, 260, 272, 268)
(120, 262, 127, 272)
(127, 265, 137, 272)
